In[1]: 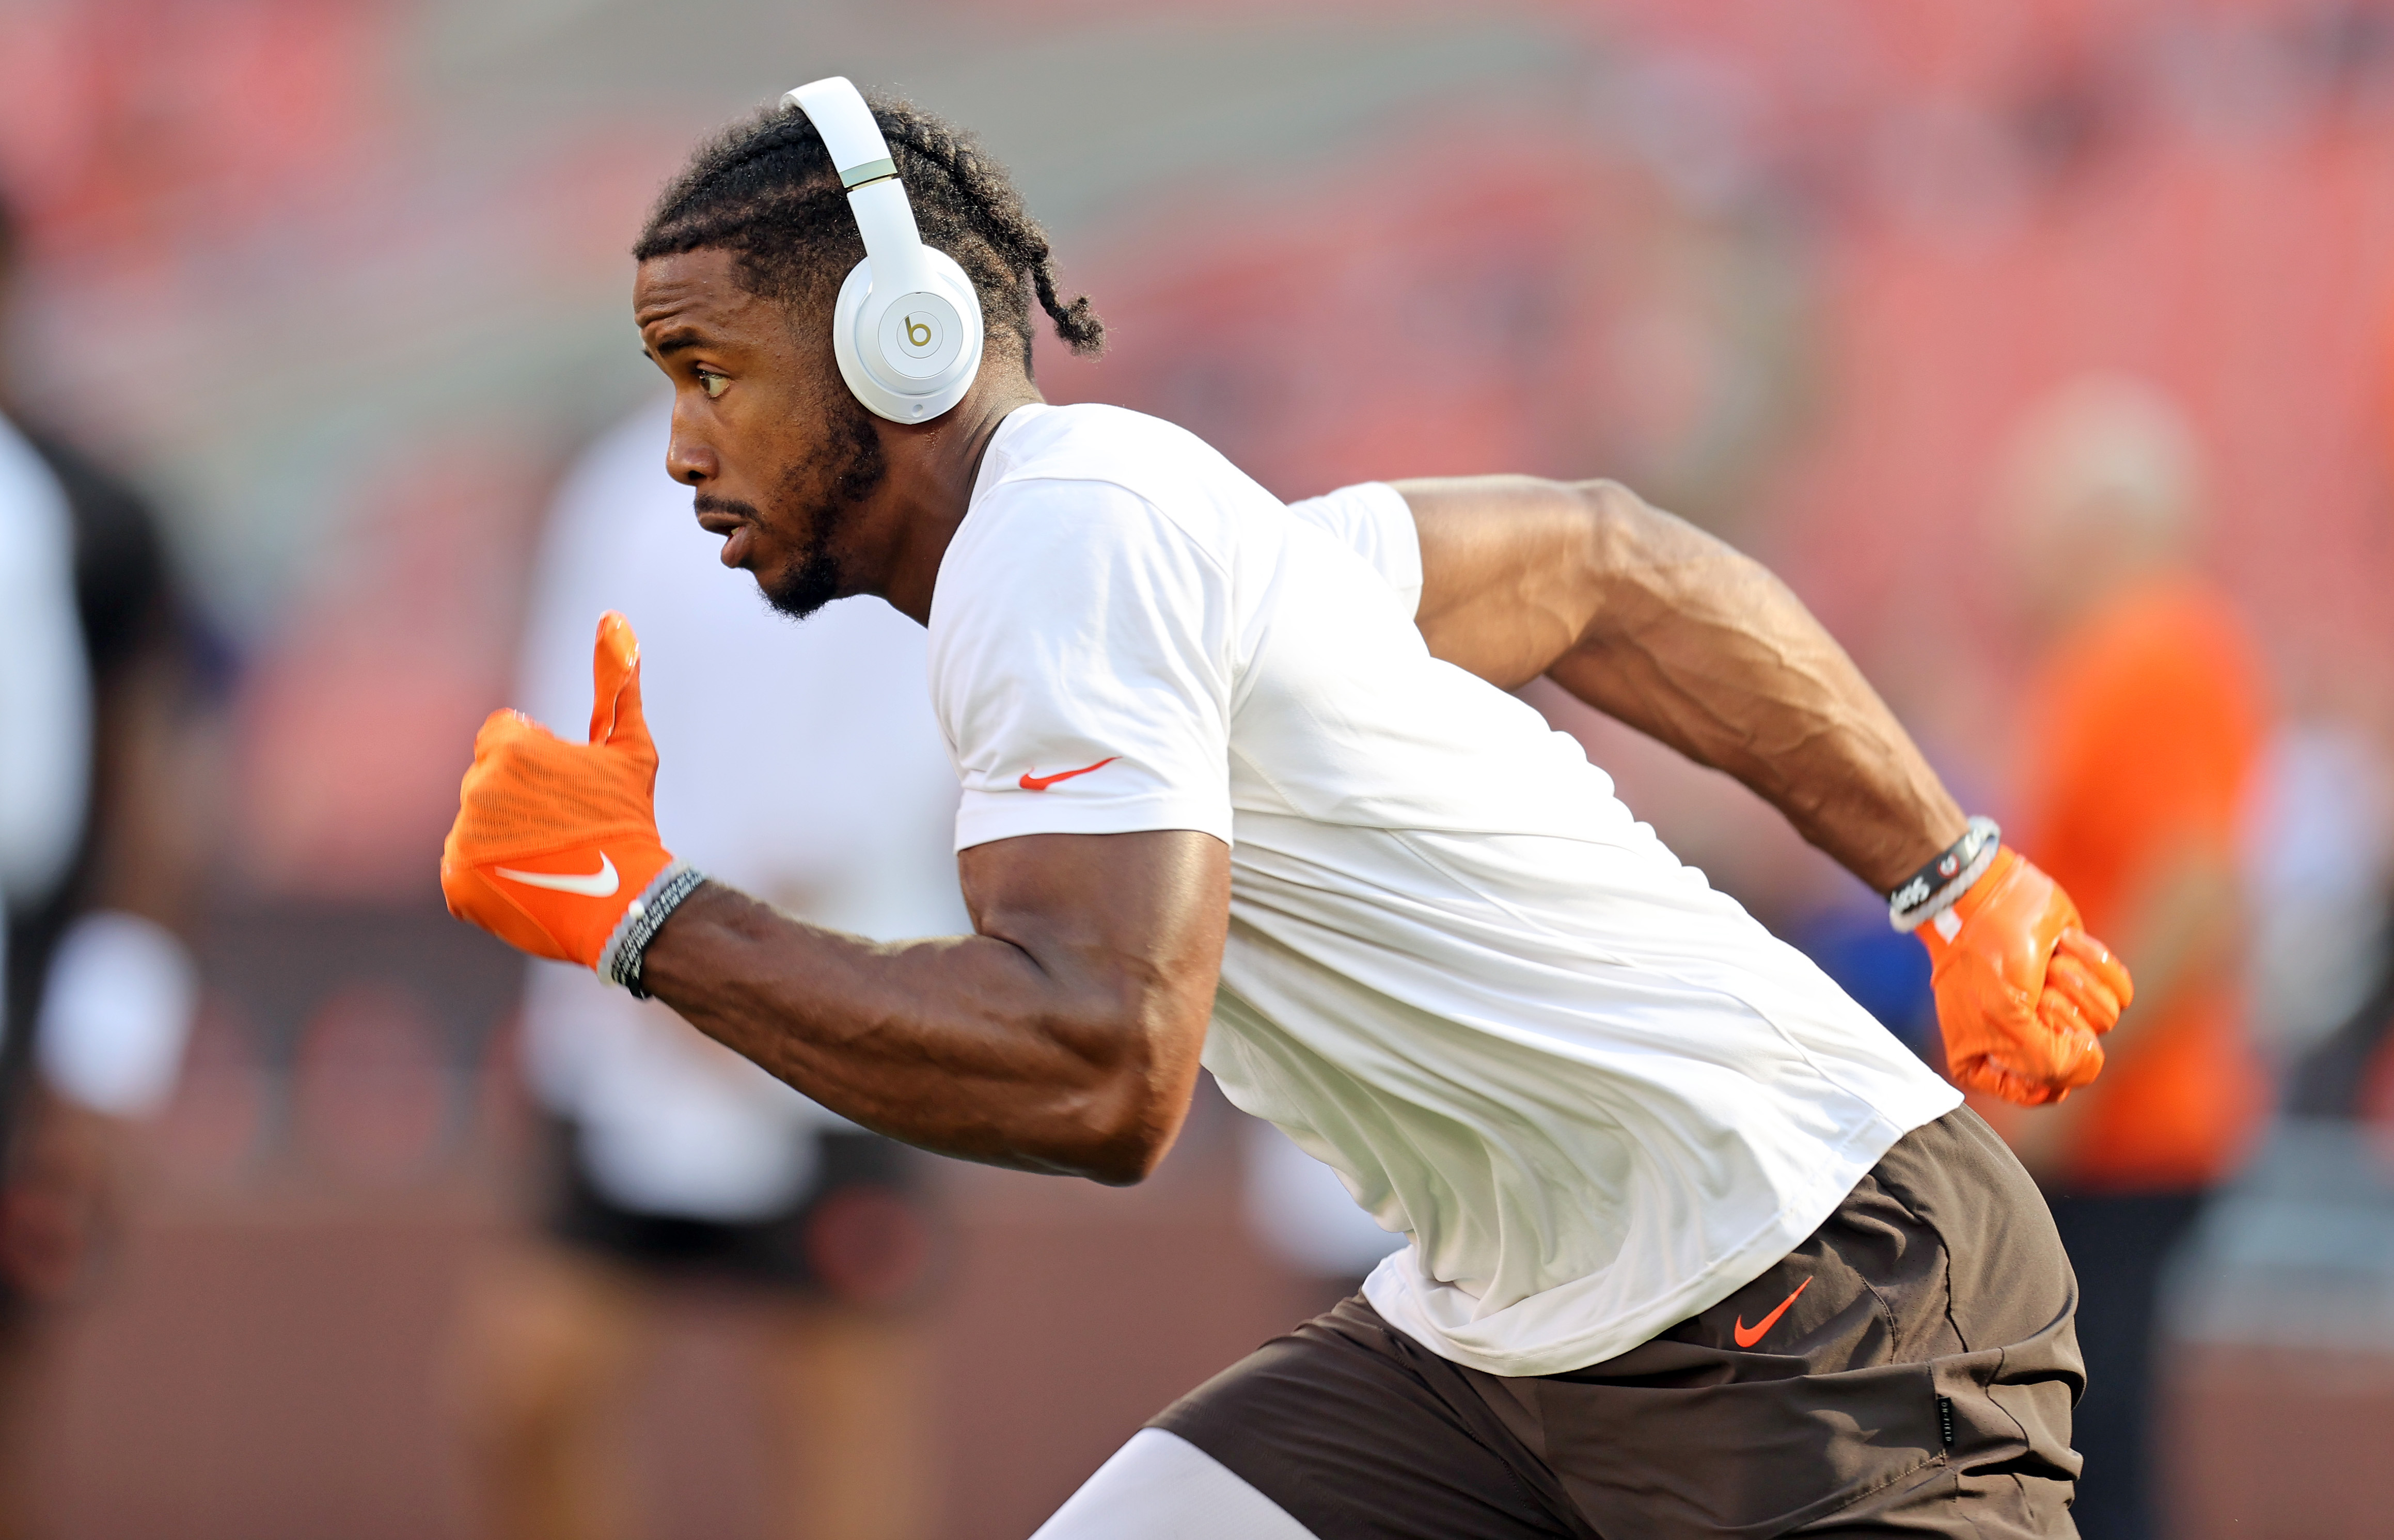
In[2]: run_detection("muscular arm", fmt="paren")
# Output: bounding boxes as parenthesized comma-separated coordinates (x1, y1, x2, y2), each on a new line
(639, 829, 1228, 1185)
(1395, 475, 1965, 893)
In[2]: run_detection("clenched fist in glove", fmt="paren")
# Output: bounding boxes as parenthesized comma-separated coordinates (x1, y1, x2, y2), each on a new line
(1916, 847, 2134, 1106)
(441, 612, 687, 978)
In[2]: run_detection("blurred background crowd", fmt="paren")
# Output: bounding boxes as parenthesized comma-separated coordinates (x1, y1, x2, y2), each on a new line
(3, 0, 2393, 1536)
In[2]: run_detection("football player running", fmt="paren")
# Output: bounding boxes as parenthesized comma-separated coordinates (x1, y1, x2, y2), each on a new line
(446, 81, 2128, 1538)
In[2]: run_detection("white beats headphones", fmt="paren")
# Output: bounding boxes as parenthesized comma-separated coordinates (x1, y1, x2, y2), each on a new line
(783, 77, 986, 423)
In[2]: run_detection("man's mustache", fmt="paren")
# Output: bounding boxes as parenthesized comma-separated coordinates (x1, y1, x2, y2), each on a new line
(694, 493, 761, 522)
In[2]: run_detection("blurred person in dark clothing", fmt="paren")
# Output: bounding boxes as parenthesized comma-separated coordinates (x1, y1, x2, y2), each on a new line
(0, 406, 85, 1540)
(0, 202, 90, 1051)
(0, 188, 213, 1536)
(1984, 375, 2268, 1540)
(449, 405, 947, 1540)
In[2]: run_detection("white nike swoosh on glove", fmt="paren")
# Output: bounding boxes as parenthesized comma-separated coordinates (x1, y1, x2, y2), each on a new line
(493, 853, 619, 897)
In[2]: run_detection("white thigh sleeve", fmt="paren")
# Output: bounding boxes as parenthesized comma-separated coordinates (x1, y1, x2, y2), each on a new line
(1029, 1428, 1318, 1540)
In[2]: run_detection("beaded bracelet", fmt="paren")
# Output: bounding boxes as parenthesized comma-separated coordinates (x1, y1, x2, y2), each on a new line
(599, 862, 711, 998)
(1886, 816, 2002, 933)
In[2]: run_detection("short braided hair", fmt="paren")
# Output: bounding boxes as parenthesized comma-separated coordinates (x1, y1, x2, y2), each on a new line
(636, 94, 1103, 369)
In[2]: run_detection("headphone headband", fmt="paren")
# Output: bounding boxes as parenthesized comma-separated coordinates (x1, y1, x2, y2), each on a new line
(779, 76, 984, 422)
(781, 78, 896, 188)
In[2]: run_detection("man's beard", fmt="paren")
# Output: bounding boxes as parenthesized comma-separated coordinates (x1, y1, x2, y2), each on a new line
(751, 404, 888, 621)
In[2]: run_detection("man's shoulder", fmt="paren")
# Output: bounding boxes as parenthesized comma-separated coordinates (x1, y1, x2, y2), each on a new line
(963, 403, 1279, 573)
(986, 403, 1273, 514)
(988, 400, 1206, 471)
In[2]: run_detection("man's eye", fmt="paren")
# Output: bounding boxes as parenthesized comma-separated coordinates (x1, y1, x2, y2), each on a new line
(698, 370, 729, 400)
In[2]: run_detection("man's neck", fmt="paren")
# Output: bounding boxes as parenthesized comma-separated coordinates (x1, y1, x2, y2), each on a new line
(870, 380, 1045, 625)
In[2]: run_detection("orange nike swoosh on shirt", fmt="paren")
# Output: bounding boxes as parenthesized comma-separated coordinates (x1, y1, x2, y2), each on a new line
(1732, 1276, 1811, 1348)
(1019, 757, 1118, 791)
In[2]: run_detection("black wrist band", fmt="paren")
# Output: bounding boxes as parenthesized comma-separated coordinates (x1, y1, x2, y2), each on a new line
(599, 863, 710, 997)
(1886, 816, 2002, 933)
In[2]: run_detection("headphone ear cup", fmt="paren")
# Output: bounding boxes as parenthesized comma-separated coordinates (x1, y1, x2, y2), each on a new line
(830, 258, 878, 414)
(831, 249, 985, 423)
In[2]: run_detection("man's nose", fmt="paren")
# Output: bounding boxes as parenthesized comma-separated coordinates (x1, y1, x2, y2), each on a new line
(666, 411, 716, 486)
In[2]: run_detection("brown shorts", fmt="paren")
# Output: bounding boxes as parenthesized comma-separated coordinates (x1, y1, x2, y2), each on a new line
(1153, 1108, 2083, 1538)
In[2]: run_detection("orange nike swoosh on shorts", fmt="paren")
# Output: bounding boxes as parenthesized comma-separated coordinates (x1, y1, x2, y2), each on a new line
(1731, 1276, 1811, 1348)
(1019, 757, 1118, 791)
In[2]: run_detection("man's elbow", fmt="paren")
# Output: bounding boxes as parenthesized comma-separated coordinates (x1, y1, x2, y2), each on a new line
(1079, 1135, 1173, 1187)
(1565, 479, 1673, 564)
(1045, 1027, 1195, 1186)
(1046, 1124, 1172, 1188)
(1066, 1073, 1187, 1186)
(1562, 478, 1762, 610)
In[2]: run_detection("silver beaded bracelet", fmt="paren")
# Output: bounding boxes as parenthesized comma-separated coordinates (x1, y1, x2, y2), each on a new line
(1886, 816, 2002, 933)
(598, 862, 711, 997)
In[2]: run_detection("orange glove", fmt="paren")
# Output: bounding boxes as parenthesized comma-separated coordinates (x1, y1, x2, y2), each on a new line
(440, 613, 678, 970)
(1916, 848, 2134, 1106)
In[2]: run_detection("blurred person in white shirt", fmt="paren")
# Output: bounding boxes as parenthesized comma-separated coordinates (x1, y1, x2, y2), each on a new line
(0, 410, 86, 1016)
(450, 403, 958, 1540)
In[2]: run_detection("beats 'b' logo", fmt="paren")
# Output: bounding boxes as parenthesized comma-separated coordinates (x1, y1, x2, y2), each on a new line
(879, 299, 955, 379)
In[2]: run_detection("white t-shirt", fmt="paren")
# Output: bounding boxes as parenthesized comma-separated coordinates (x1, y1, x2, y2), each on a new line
(0, 412, 89, 920)
(930, 402, 1961, 1376)
(516, 403, 970, 1220)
